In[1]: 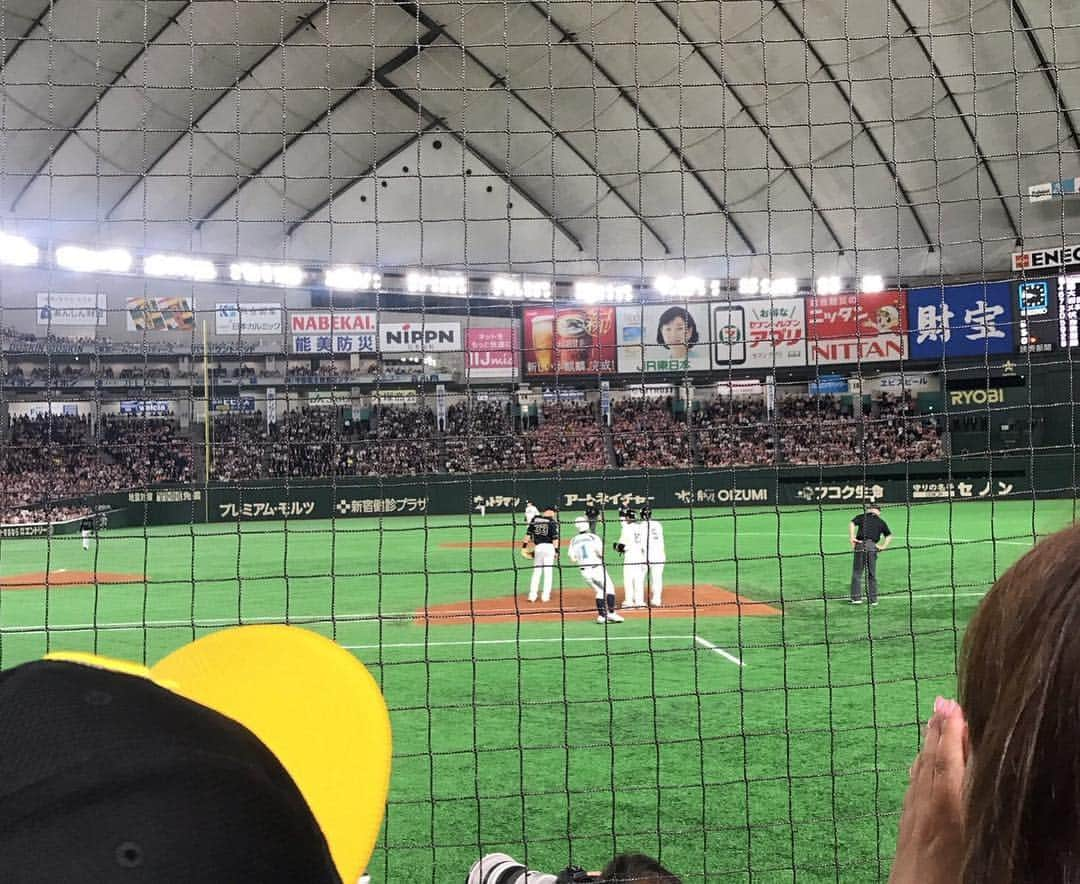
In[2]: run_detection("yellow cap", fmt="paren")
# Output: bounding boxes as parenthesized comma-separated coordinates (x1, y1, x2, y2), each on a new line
(51, 625, 392, 883)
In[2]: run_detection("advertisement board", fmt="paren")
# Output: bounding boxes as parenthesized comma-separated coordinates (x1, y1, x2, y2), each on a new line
(616, 304, 711, 373)
(465, 327, 518, 378)
(1059, 275, 1080, 348)
(125, 296, 195, 332)
(907, 282, 1013, 359)
(37, 293, 106, 326)
(119, 400, 171, 415)
(807, 290, 908, 365)
(380, 321, 461, 353)
(210, 397, 256, 414)
(215, 303, 283, 336)
(711, 298, 807, 369)
(1011, 278, 1057, 354)
(522, 306, 617, 375)
(290, 310, 377, 354)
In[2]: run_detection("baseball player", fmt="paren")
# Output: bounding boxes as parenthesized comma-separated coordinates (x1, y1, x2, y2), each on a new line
(80, 514, 94, 551)
(614, 508, 647, 608)
(584, 500, 601, 534)
(524, 507, 559, 603)
(568, 516, 623, 624)
(523, 499, 539, 526)
(639, 505, 666, 606)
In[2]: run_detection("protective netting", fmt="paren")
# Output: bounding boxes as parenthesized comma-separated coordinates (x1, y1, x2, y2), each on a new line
(0, 1, 1078, 881)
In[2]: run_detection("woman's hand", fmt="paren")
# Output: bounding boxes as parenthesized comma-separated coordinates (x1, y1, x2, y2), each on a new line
(889, 697, 967, 884)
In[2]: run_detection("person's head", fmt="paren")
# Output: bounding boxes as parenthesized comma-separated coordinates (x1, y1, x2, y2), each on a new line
(0, 626, 391, 883)
(868, 505, 881, 515)
(543, 508, 556, 518)
(959, 522, 1080, 883)
(574, 516, 590, 534)
(602, 852, 682, 883)
(655, 307, 699, 352)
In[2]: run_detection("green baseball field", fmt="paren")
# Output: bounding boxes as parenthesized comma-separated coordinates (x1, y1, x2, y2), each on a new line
(0, 498, 1072, 882)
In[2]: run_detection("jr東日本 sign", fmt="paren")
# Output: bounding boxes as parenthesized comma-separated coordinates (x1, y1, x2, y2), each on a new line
(616, 304, 711, 373)
(522, 306, 617, 375)
(907, 282, 1013, 359)
(711, 298, 807, 369)
(37, 293, 107, 326)
(465, 327, 518, 378)
(806, 290, 908, 365)
(380, 321, 461, 353)
(125, 296, 195, 332)
(1011, 243, 1080, 272)
(1011, 278, 1058, 354)
(290, 311, 376, 354)
(215, 303, 283, 336)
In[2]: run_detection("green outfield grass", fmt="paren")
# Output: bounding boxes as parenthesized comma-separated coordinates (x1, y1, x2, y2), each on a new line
(0, 498, 1074, 882)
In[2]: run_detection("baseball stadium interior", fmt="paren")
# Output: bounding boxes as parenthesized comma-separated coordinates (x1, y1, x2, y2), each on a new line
(0, 1, 1078, 881)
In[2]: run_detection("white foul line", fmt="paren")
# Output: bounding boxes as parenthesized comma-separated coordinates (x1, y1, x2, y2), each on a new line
(694, 634, 745, 667)
(345, 634, 696, 651)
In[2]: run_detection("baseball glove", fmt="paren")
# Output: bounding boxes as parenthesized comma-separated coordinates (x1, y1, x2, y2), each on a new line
(521, 538, 535, 559)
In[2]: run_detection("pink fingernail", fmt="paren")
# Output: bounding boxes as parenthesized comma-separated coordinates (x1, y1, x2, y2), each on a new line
(934, 696, 945, 715)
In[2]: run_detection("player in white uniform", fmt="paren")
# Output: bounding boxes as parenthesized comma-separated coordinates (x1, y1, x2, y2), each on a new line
(639, 505, 666, 606)
(568, 517, 623, 624)
(614, 508, 648, 608)
(523, 500, 540, 526)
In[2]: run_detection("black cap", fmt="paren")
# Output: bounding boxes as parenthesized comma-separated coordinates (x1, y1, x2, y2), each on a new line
(0, 660, 341, 883)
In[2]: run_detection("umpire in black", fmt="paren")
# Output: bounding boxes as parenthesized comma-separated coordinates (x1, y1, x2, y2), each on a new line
(849, 505, 892, 605)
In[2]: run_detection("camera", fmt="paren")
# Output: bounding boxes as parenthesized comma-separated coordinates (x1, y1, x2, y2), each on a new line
(467, 853, 600, 884)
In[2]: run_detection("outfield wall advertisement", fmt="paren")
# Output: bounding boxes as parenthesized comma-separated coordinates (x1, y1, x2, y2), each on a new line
(84, 456, 1060, 530)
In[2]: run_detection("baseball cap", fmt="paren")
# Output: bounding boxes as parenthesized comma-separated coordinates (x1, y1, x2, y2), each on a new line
(0, 625, 392, 884)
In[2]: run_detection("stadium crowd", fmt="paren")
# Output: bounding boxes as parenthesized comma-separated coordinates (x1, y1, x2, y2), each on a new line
(444, 401, 527, 473)
(0, 392, 945, 519)
(612, 398, 693, 468)
(525, 402, 608, 470)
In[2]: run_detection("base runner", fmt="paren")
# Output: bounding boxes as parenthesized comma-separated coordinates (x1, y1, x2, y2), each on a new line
(568, 517, 623, 624)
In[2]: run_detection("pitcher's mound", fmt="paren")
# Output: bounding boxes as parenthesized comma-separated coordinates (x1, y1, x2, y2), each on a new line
(416, 584, 780, 625)
(0, 571, 145, 591)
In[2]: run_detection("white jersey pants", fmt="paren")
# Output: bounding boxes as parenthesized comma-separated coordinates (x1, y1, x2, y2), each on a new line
(581, 565, 615, 599)
(623, 564, 647, 607)
(529, 543, 557, 602)
(647, 563, 664, 605)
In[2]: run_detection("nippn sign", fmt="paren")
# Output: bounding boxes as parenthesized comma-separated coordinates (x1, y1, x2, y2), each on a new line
(380, 321, 461, 352)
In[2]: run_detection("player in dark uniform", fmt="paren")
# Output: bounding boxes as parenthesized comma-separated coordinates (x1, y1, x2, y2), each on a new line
(849, 505, 893, 605)
(525, 508, 560, 603)
(584, 501, 601, 534)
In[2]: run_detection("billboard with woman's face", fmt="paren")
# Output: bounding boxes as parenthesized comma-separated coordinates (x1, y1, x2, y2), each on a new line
(616, 304, 711, 373)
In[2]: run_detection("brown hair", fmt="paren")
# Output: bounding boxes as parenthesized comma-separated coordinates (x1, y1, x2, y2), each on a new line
(959, 522, 1080, 883)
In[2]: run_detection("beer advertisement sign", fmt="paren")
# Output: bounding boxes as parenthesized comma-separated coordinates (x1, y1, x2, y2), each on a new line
(522, 307, 617, 375)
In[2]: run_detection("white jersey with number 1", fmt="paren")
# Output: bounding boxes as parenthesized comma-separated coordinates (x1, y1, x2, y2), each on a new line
(568, 532, 603, 567)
